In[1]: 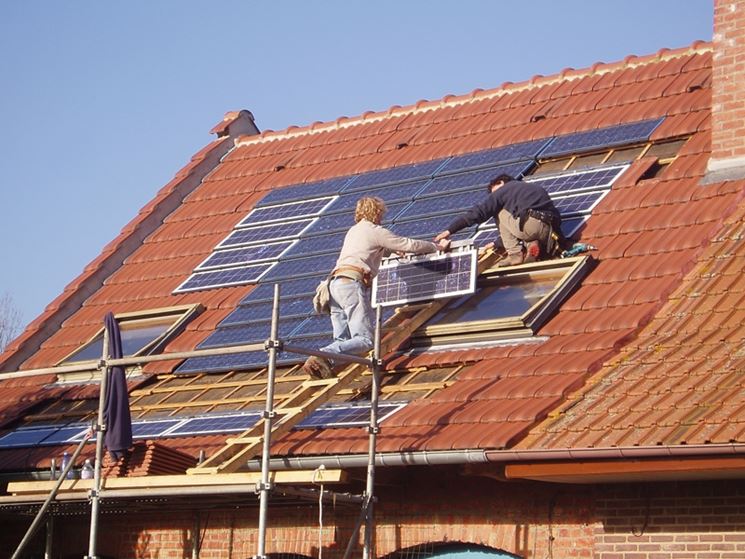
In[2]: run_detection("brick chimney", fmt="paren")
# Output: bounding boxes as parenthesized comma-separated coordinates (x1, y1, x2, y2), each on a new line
(706, 0, 745, 182)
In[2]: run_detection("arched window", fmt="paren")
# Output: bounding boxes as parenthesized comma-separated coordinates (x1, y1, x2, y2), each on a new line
(383, 542, 521, 559)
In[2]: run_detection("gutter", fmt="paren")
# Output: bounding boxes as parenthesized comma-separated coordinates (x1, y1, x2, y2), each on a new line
(245, 444, 745, 472)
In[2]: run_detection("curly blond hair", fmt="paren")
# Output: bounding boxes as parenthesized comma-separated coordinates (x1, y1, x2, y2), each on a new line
(355, 196, 386, 224)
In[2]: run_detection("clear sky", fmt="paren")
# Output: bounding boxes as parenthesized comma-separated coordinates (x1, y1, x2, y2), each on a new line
(0, 1, 712, 328)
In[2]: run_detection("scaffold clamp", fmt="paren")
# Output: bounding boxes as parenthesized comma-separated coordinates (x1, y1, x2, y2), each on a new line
(263, 339, 283, 352)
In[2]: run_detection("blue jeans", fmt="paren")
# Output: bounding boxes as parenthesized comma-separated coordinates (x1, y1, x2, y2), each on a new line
(320, 277, 374, 364)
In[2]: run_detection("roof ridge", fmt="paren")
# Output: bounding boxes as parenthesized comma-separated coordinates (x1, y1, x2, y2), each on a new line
(236, 40, 712, 149)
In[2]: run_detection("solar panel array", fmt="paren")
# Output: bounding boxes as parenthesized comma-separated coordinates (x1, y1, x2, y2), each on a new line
(174, 119, 660, 374)
(0, 402, 403, 449)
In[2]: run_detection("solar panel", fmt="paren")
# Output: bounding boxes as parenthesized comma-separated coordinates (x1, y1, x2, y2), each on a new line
(239, 197, 336, 226)
(169, 413, 263, 436)
(395, 189, 485, 221)
(296, 401, 406, 428)
(242, 276, 321, 302)
(560, 216, 587, 239)
(343, 159, 445, 191)
(176, 350, 269, 374)
(219, 297, 313, 327)
(41, 426, 88, 445)
(416, 164, 525, 198)
(174, 263, 273, 293)
(196, 241, 294, 270)
(0, 427, 57, 448)
(200, 317, 306, 348)
(132, 420, 182, 438)
(330, 180, 430, 212)
(373, 248, 477, 307)
(256, 177, 352, 207)
(540, 118, 664, 158)
(289, 315, 334, 338)
(304, 212, 356, 235)
(281, 232, 346, 259)
(472, 227, 502, 248)
(260, 252, 339, 282)
(552, 191, 608, 216)
(390, 215, 476, 240)
(218, 219, 314, 248)
(436, 139, 551, 175)
(525, 164, 628, 194)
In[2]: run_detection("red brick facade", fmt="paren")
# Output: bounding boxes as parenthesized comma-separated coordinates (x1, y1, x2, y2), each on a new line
(710, 0, 745, 166)
(4, 476, 745, 558)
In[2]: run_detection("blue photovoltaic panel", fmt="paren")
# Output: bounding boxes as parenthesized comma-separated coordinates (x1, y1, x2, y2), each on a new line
(278, 333, 333, 364)
(200, 317, 306, 348)
(197, 241, 294, 270)
(541, 118, 664, 158)
(343, 159, 445, 191)
(219, 297, 313, 327)
(218, 219, 313, 248)
(42, 426, 88, 445)
(243, 276, 322, 301)
(282, 232, 345, 259)
(417, 162, 531, 198)
(0, 427, 56, 447)
(304, 212, 356, 235)
(373, 249, 477, 307)
(239, 197, 335, 226)
(169, 413, 262, 436)
(132, 420, 182, 438)
(289, 315, 333, 338)
(176, 350, 269, 374)
(560, 216, 587, 239)
(329, 179, 430, 212)
(526, 164, 628, 195)
(436, 139, 551, 175)
(390, 215, 476, 240)
(296, 401, 406, 428)
(552, 191, 608, 216)
(473, 228, 502, 248)
(175, 263, 273, 293)
(395, 189, 484, 221)
(261, 252, 339, 282)
(256, 177, 351, 207)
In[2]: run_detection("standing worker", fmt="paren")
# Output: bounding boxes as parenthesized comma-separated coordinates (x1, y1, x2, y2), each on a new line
(303, 196, 449, 379)
(435, 173, 562, 267)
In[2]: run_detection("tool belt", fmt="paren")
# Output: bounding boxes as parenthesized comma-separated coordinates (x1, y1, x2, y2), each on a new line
(332, 265, 372, 287)
(526, 208, 560, 227)
(522, 209, 566, 258)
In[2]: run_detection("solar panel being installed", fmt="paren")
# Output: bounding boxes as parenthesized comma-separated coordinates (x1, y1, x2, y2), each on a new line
(373, 249, 478, 307)
(525, 164, 628, 194)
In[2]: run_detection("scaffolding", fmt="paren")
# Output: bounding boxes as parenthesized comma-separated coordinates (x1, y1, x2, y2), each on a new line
(2, 246, 497, 559)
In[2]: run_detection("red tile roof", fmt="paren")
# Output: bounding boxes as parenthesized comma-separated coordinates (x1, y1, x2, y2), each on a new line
(3, 41, 744, 471)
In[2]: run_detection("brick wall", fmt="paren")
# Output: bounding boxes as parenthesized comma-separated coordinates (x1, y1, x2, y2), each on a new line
(709, 0, 745, 172)
(4, 477, 745, 558)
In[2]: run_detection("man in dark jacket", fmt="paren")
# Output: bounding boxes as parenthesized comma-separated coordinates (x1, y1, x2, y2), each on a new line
(435, 173, 561, 267)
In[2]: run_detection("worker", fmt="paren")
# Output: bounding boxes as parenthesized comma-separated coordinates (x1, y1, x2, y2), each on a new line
(435, 173, 562, 267)
(303, 196, 450, 379)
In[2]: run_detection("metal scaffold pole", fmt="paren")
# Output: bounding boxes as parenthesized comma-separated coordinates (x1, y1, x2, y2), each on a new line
(363, 305, 383, 559)
(255, 284, 281, 559)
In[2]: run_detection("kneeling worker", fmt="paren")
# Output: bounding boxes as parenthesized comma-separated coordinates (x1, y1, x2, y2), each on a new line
(435, 173, 562, 267)
(303, 196, 450, 379)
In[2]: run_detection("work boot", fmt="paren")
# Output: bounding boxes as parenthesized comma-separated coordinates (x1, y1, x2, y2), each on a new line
(524, 241, 541, 263)
(303, 356, 335, 379)
(497, 252, 524, 267)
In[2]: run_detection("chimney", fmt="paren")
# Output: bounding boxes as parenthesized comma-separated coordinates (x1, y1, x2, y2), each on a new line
(706, 0, 745, 182)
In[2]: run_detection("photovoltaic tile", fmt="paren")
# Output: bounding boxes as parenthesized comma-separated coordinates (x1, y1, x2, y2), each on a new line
(197, 241, 294, 270)
(174, 263, 273, 293)
(373, 249, 477, 307)
(540, 118, 664, 158)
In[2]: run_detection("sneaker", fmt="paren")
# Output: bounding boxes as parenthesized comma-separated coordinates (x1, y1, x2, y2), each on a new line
(524, 241, 541, 263)
(497, 253, 524, 267)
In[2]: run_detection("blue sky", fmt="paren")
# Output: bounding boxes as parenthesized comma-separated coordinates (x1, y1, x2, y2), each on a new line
(0, 1, 712, 328)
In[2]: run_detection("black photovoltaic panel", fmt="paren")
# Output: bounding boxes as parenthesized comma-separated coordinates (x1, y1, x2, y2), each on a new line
(218, 219, 313, 248)
(343, 159, 445, 191)
(525, 164, 628, 195)
(552, 191, 607, 216)
(175, 263, 272, 293)
(200, 317, 307, 348)
(541, 118, 664, 158)
(395, 189, 485, 221)
(296, 401, 406, 428)
(330, 180, 430, 212)
(256, 177, 352, 207)
(261, 252, 339, 282)
(390, 214, 476, 240)
(169, 413, 263, 435)
(219, 297, 313, 327)
(239, 197, 335, 226)
(281, 232, 346, 259)
(242, 276, 322, 302)
(436, 139, 551, 175)
(373, 249, 477, 307)
(197, 241, 294, 270)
